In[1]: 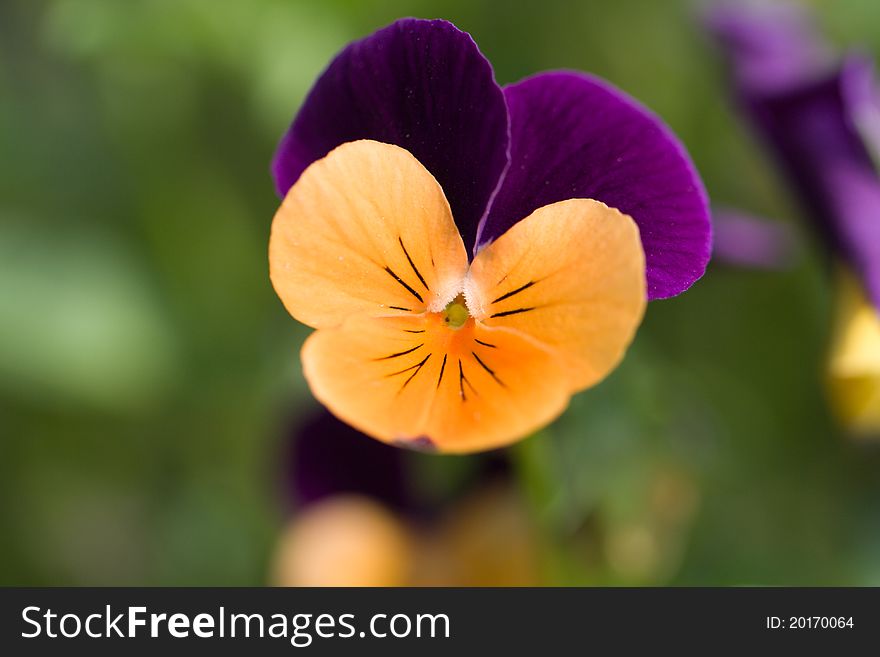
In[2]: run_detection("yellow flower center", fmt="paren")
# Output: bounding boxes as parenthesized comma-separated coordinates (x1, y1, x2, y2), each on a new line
(442, 294, 470, 329)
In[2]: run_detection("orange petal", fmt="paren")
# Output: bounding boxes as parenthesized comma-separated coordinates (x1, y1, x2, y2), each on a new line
(269, 140, 468, 329)
(465, 199, 646, 390)
(301, 313, 571, 453)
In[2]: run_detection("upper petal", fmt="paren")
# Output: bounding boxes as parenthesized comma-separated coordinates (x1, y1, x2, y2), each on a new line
(269, 140, 468, 329)
(467, 198, 646, 391)
(272, 18, 509, 253)
(477, 71, 711, 300)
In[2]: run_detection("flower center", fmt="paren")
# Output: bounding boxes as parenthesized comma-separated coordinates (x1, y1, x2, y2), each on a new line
(442, 293, 469, 329)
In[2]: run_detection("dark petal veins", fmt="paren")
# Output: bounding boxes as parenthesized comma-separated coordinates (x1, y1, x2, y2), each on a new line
(436, 353, 447, 388)
(383, 266, 423, 303)
(458, 358, 477, 401)
(399, 237, 429, 290)
(398, 354, 432, 392)
(375, 343, 423, 361)
(272, 18, 510, 252)
(472, 351, 505, 388)
(490, 307, 535, 318)
(492, 280, 536, 304)
(477, 71, 711, 300)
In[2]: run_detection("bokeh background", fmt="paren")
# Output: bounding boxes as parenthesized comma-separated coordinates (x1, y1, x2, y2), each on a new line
(2, 0, 879, 586)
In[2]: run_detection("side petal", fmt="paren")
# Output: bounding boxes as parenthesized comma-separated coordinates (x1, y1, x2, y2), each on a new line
(269, 140, 468, 329)
(467, 199, 646, 391)
(272, 18, 509, 252)
(301, 314, 571, 454)
(477, 71, 711, 300)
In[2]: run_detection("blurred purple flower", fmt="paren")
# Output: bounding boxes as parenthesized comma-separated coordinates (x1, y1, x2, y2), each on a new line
(712, 209, 796, 270)
(284, 408, 511, 514)
(708, 2, 880, 309)
(272, 18, 711, 300)
(285, 408, 410, 510)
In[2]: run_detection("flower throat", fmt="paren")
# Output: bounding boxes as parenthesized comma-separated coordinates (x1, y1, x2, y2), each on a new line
(442, 293, 469, 329)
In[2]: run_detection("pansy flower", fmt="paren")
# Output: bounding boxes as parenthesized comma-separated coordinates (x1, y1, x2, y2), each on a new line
(269, 19, 711, 452)
(709, 2, 880, 435)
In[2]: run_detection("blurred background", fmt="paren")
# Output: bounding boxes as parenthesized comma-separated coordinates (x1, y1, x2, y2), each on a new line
(2, 0, 879, 586)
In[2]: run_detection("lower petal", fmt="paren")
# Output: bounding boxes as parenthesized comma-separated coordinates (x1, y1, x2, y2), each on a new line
(301, 314, 571, 453)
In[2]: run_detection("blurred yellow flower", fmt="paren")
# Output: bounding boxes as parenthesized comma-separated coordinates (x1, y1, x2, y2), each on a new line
(269, 495, 413, 587)
(269, 484, 541, 587)
(827, 272, 880, 437)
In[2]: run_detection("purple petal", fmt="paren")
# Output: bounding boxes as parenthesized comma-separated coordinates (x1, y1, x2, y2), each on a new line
(283, 408, 514, 516)
(705, 1, 832, 94)
(272, 18, 509, 252)
(843, 55, 880, 167)
(285, 409, 410, 510)
(477, 72, 711, 300)
(712, 209, 797, 270)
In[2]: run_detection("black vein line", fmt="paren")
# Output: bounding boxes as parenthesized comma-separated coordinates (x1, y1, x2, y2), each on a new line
(389, 305, 411, 312)
(458, 359, 476, 401)
(490, 307, 535, 318)
(472, 351, 506, 388)
(403, 329, 425, 334)
(492, 280, 536, 304)
(399, 237, 428, 290)
(474, 338, 497, 348)
(436, 354, 447, 389)
(384, 266, 423, 303)
(398, 354, 431, 392)
(375, 344, 423, 361)
(386, 353, 430, 378)
(458, 359, 466, 401)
